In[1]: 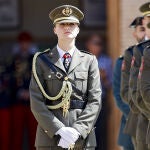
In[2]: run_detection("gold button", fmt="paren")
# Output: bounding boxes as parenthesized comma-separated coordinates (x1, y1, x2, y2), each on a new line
(48, 75, 51, 78)
(64, 76, 68, 80)
(44, 130, 48, 133)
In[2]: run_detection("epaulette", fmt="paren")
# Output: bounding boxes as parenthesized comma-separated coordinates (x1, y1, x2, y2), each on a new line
(128, 45, 134, 50)
(39, 48, 50, 55)
(136, 39, 150, 48)
(136, 40, 150, 55)
(144, 45, 150, 52)
(34, 48, 50, 59)
(126, 45, 134, 56)
(80, 50, 93, 55)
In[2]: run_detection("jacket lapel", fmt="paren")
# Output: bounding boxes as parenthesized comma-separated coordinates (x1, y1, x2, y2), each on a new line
(48, 47, 84, 74)
(68, 49, 84, 74)
(48, 46, 66, 73)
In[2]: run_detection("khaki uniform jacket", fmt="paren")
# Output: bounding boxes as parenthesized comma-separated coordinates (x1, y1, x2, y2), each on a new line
(121, 46, 139, 113)
(140, 46, 150, 144)
(29, 47, 102, 149)
(120, 47, 139, 137)
(130, 40, 150, 142)
(134, 41, 150, 118)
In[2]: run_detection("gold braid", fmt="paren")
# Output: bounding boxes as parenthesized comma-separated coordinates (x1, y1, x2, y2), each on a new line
(32, 50, 72, 115)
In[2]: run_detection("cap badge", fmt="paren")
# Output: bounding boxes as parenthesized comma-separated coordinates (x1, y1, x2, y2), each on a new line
(62, 7, 72, 16)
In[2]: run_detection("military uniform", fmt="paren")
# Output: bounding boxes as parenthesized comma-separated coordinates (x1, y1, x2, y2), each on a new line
(140, 24, 150, 149)
(129, 40, 150, 150)
(113, 56, 134, 150)
(120, 16, 144, 149)
(30, 47, 101, 149)
(29, 5, 101, 150)
(120, 46, 139, 150)
(139, 2, 150, 149)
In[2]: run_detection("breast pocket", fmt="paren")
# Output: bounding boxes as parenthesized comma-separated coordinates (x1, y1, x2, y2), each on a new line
(74, 72, 88, 93)
(43, 72, 62, 96)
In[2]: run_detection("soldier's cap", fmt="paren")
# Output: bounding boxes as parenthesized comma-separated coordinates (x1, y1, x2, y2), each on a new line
(129, 16, 143, 28)
(139, 2, 150, 17)
(49, 5, 84, 24)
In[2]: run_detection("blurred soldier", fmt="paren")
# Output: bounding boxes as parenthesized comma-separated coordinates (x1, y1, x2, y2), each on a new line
(139, 22, 150, 149)
(128, 2, 150, 149)
(0, 58, 12, 150)
(113, 16, 144, 150)
(11, 31, 37, 150)
(120, 16, 145, 150)
(113, 55, 134, 150)
(30, 5, 102, 150)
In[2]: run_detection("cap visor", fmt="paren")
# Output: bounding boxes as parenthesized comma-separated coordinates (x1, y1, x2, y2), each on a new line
(144, 14, 150, 17)
(54, 19, 79, 24)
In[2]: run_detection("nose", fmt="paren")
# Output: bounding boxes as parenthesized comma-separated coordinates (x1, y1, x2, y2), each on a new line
(64, 24, 70, 30)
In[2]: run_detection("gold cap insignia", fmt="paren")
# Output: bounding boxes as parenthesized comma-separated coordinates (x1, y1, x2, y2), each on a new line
(62, 7, 72, 16)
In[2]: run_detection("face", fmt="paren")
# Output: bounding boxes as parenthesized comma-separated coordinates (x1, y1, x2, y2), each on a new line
(20, 41, 31, 51)
(133, 25, 145, 42)
(143, 16, 150, 28)
(54, 22, 79, 40)
(86, 35, 103, 57)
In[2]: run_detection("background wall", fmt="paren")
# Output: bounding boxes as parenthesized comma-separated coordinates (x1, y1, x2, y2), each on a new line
(0, 0, 80, 40)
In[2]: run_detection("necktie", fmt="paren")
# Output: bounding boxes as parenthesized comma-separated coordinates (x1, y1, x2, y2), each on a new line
(63, 53, 71, 71)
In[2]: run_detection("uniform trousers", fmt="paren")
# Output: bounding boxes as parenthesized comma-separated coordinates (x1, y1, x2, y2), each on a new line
(132, 137, 137, 150)
(36, 147, 95, 150)
(11, 104, 37, 150)
(136, 114, 149, 150)
(0, 108, 11, 150)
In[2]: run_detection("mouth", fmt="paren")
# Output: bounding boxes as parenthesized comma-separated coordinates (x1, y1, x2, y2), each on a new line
(64, 32, 71, 34)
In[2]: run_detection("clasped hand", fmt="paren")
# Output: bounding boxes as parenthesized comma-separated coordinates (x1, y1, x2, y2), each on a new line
(56, 127, 80, 149)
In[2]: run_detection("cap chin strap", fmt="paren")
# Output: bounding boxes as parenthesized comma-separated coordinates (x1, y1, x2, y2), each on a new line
(143, 11, 150, 16)
(54, 16, 79, 24)
(32, 50, 72, 117)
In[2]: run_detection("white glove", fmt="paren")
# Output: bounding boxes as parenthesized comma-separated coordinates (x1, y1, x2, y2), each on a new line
(58, 137, 73, 148)
(56, 127, 80, 144)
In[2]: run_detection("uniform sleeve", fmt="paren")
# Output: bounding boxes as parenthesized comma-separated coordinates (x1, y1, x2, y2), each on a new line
(120, 50, 132, 104)
(112, 58, 130, 118)
(129, 47, 141, 113)
(29, 57, 65, 138)
(140, 48, 150, 114)
(72, 55, 102, 139)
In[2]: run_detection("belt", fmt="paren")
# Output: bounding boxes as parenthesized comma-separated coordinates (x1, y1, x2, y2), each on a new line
(45, 99, 86, 109)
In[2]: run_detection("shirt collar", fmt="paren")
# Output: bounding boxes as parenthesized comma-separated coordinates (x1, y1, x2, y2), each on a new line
(145, 36, 149, 41)
(57, 44, 75, 58)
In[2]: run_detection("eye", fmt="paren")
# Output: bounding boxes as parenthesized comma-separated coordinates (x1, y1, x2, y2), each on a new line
(60, 23, 65, 26)
(69, 23, 76, 26)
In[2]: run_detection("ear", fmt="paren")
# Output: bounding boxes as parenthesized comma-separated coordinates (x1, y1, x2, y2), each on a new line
(132, 30, 136, 39)
(77, 26, 80, 34)
(53, 27, 56, 34)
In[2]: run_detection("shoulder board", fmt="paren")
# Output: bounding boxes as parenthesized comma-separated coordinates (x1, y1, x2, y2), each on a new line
(34, 48, 50, 57)
(128, 45, 134, 50)
(80, 50, 93, 55)
(136, 39, 150, 48)
(126, 46, 134, 56)
(146, 45, 150, 49)
(135, 40, 150, 55)
(40, 48, 50, 54)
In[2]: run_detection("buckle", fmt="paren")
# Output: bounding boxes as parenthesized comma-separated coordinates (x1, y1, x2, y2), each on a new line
(56, 72, 63, 79)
